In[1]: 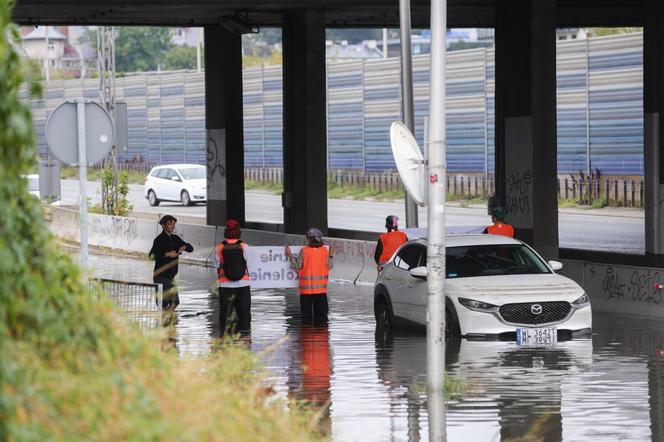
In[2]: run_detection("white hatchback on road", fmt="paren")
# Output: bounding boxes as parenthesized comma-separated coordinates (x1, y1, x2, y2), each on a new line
(144, 164, 207, 206)
(374, 234, 592, 344)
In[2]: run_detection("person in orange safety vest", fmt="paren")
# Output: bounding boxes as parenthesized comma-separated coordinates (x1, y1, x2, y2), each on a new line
(374, 215, 408, 267)
(483, 206, 515, 238)
(215, 219, 251, 335)
(285, 228, 334, 326)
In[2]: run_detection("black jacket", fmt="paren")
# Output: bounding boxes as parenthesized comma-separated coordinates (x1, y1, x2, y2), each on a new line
(149, 231, 193, 281)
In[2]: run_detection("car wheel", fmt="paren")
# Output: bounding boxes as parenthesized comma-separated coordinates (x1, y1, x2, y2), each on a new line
(181, 190, 192, 206)
(148, 190, 160, 206)
(375, 299, 392, 333)
(446, 308, 460, 341)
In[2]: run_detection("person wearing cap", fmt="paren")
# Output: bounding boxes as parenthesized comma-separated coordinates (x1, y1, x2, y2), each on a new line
(149, 215, 194, 313)
(215, 219, 251, 335)
(483, 207, 515, 238)
(374, 215, 408, 267)
(285, 228, 334, 326)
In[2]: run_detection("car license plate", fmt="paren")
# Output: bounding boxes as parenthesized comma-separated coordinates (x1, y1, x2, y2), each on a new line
(516, 327, 557, 346)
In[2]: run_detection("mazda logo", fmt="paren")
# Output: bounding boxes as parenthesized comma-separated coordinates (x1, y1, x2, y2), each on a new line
(531, 304, 543, 315)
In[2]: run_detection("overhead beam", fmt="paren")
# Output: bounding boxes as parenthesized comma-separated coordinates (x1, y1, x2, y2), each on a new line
(12, 0, 645, 27)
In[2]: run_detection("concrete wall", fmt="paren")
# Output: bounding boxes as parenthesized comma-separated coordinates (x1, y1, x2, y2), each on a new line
(48, 206, 379, 286)
(560, 259, 664, 318)
(49, 206, 664, 319)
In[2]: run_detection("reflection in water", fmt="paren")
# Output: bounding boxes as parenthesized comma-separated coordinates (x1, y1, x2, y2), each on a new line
(83, 251, 664, 441)
(287, 325, 332, 436)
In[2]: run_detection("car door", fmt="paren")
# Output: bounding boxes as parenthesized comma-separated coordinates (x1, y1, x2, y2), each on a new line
(152, 168, 168, 200)
(162, 168, 179, 201)
(404, 247, 428, 324)
(390, 244, 426, 324)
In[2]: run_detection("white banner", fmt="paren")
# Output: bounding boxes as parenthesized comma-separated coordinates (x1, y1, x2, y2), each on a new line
(246, 245, 302, 289)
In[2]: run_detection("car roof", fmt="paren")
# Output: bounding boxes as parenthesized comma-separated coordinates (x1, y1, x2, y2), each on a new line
(408, 234, 522, 247)
(152, 164, 204, 170)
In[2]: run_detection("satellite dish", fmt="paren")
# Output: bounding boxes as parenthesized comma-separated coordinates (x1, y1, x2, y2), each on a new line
(390, 121, 426, 205)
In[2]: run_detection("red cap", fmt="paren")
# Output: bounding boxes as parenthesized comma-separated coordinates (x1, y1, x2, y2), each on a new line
(226, 219, 240, 231)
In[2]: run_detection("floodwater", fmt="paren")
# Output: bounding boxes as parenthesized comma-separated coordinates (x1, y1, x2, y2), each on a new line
(84, 251, 664, 441)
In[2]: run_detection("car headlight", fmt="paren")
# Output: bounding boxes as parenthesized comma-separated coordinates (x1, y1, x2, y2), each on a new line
(458, 297, 499, 313)
(571, 293, 590, 308)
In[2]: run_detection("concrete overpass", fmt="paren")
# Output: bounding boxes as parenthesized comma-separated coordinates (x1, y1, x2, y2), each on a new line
(13, 0, 664, 267)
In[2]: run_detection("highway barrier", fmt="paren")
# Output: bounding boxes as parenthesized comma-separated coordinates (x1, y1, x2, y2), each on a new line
(50, 206, 664, 319)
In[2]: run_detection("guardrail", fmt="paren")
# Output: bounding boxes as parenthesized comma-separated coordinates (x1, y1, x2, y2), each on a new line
(90, 278, 163, 336)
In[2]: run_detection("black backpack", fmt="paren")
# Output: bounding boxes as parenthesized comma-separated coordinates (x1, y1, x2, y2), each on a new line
(221, 240, 247, 281)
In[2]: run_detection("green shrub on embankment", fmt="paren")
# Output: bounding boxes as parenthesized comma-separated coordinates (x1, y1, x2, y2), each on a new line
(0, 2, 322, 440)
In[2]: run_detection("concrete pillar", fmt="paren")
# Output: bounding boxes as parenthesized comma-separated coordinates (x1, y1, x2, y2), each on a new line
(644, 0, 664, 266)
(282, 10, 328, 234)
(495, 0, 558, 257)
(204, 26, 245, 227)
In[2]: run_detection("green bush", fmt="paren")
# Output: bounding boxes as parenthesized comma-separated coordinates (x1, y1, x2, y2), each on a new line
(591, 197, 608, 209)
(0, 2, 322, 440)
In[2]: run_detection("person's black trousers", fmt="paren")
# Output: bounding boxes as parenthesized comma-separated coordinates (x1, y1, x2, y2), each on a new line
(219, 285, 252, 335)
(154, 276, 179, 310)
(300, 293, 329, 326)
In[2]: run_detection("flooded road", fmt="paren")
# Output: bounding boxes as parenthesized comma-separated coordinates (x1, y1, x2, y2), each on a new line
(85, 251, 664, 441)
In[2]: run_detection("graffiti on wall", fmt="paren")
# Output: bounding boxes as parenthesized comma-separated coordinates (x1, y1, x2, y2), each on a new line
(596, 265, 663, 304)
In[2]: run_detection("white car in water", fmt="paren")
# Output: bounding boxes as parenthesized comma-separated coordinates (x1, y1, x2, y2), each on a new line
(144, 164, 207, 206)
(374, 234, 592, 344)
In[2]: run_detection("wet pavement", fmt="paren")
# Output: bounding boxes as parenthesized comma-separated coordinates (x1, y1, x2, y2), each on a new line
(85, 251, 664, 441)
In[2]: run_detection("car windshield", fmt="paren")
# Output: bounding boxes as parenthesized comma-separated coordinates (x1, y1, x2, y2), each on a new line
(446, 244, 551, 278)
(177, 167, 205, 180)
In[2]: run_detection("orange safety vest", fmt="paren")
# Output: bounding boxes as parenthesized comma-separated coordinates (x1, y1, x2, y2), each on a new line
(378, 230, 408, 264)
(216, 239, 250, 283)
(487, 222, 515, 238)
(298, 246, 330, 295)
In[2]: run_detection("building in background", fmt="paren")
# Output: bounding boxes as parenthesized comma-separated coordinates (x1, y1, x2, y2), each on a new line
(20, 26, 96, 78)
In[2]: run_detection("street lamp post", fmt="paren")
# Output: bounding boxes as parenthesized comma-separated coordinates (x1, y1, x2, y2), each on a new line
(426, 0, 447, 439)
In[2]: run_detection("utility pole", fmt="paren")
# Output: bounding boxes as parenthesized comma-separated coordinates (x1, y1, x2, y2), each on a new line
(426, 0, 447, 439)
(399, 0, 419, 227)
(98, 26, 117, 214)
(44, 25, 50, 82)
(197, 28, 203, 73)
(383, 28, 389, 59)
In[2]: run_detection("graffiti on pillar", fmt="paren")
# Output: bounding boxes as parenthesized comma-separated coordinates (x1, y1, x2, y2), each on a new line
(206, 129, 226, 200)
(506, 168, 532, 215)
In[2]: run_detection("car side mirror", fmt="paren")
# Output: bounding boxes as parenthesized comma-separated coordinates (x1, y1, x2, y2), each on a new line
(548, 260, 563, 271)
(171, 176, 181, 182)
(409, 266, 428, 280)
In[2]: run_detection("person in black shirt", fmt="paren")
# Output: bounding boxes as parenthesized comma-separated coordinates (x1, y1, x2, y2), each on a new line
(149, 215, 193, 313)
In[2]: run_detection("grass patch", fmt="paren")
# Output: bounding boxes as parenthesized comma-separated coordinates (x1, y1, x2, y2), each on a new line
(61, 166, 147, 185)
(406, 373, 470, 401)
(591, 197, 608, 209)
(245, 179, 284, 194)
(326, 178, 404, 201)
(558, 198, 578, 208)
(1, 6, 323, 439)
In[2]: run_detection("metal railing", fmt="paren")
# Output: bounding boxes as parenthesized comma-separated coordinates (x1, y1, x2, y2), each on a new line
(90, 278, 163, 336)
(244, 168, 645, 207)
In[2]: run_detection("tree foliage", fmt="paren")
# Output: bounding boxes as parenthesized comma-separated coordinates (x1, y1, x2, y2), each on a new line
(0, 2, 322, 440)
(326, 28, 381, 43)
(163, 44, 200, 70)
(115, 27, 174, 72)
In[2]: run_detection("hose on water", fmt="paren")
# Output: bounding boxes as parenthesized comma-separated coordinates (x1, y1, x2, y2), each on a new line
(352, 246, 366, 286)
